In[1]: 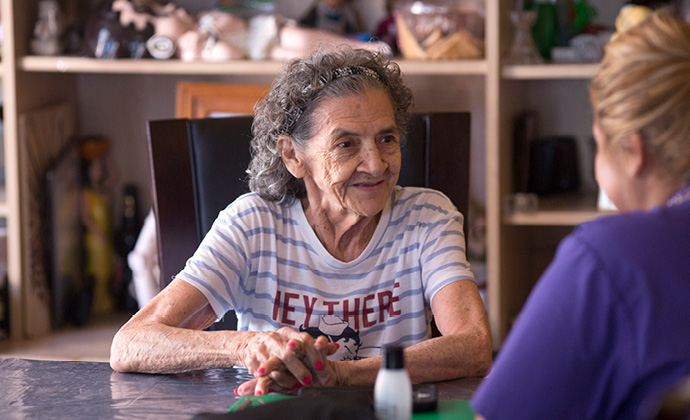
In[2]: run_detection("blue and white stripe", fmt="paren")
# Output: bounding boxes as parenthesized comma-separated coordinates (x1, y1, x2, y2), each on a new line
(179, 186, 474, 359)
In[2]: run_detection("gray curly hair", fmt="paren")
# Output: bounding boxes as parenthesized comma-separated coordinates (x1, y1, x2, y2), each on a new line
(247, 47, 414, 202)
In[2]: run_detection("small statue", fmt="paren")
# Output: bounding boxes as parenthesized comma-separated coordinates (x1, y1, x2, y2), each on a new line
(31, 0, 65, 55)
(177, 10, 248, 61)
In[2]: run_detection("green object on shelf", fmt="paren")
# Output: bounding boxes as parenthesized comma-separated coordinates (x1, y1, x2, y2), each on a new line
(572, 0, 597, 35)
(531, 1, 558, 59)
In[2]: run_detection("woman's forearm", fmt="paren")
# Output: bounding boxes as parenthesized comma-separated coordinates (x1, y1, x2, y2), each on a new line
(404, 332, 492, 382)
(110, 322, 254, 374)
(337, 331, 492, 386)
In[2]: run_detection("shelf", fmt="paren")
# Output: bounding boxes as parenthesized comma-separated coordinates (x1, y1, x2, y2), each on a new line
(19, 56, 488, 76)
(398, 59, 488, 75)
(502, 63, 600, 80)
(20, 56, 286, 75)
(504, 192, 615, 226)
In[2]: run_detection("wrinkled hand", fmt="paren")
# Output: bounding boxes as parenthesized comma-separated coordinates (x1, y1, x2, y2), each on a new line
(236, 329, 339, 396)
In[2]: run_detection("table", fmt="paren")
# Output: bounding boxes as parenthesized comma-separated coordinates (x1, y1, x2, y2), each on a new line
(0, 357, 482, 419)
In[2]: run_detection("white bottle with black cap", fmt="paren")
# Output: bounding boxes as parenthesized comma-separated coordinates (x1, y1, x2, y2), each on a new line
(374, 345, 412, 420)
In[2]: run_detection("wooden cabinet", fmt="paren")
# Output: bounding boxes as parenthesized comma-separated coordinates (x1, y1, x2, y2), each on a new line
(2, 0, 625, 346)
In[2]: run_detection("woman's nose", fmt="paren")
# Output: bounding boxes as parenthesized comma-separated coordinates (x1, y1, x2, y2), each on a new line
(359, 145, 387, 175)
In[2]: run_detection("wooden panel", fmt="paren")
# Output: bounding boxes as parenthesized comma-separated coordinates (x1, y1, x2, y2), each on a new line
(175, 82, 270, 119)
(18, 102, 76, 337)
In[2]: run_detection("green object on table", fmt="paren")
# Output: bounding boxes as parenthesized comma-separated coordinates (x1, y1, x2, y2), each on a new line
(229, 396, 474, 419)
(413, 399, 475, 420)
(228, 394, 293, 412)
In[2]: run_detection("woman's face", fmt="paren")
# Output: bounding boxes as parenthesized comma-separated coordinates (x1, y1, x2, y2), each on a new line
(296, 89, 401, 219)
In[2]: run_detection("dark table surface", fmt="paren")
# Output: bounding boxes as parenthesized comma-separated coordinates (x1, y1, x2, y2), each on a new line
(0, 357, 482, 419)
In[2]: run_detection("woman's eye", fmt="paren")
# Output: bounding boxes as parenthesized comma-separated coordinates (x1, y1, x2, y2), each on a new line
(380, 135, 397, 144)
(337, 141, 352, 148)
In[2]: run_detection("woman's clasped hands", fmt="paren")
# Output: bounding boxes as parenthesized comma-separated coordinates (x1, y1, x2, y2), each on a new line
(235, 327, 340, 396)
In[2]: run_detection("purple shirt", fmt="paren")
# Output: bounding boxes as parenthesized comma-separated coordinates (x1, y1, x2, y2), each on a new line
(472, 199, 690, 420)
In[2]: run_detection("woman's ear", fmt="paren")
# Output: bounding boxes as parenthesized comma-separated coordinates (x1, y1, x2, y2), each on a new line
(278, 135, 306, 179)
(619, 132, 645, 178)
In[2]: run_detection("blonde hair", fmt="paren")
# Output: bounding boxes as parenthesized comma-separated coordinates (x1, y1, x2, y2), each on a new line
(590, 11, 690, 183)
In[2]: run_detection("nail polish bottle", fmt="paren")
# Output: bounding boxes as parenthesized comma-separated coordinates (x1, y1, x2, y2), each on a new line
(374, 345, 412, 420)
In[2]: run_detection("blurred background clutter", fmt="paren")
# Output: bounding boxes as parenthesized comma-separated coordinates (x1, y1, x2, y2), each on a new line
(28, 0, 490, 61)
(510, 0, 690, 64)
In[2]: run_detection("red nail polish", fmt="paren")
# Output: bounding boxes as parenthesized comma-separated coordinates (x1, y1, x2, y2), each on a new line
(234, 387, 239, 396)
(257, 367, 265, 375)
(315, 361, 323, 371)
(303, 377, 312, 386)
(256, 390, 263, 396)
(287, 342, 296, 349)
(333, 342, 340, 349)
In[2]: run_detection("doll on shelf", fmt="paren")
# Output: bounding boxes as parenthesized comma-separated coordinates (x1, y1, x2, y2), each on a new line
(80, 137, 116, 317)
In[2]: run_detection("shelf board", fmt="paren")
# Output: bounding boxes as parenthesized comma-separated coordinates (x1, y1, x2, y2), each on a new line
(20, 56, 286, 75)
(502, 63, 600, 80)
(397, 59, 488, 75)
(504, 192, 616, 226)
(19, 56, 488, 76)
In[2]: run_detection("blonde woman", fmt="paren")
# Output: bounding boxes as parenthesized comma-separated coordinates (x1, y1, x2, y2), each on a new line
(472, 11, 690, 420)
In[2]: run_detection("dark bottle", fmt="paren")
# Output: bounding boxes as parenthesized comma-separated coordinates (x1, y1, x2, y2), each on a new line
(114, 184, 140, 310)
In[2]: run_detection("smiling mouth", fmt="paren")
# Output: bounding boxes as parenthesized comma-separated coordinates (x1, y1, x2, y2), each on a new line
(352, 180, 384, 188)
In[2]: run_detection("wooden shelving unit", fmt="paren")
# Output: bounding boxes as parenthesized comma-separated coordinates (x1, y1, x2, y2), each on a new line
(19, 55, 490, 76)
(502, 63, 600, 79)
(2, 0, 625, 347)
(504, 192, 614, 226)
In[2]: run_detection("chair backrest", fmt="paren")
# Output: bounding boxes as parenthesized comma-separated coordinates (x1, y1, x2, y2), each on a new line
(147, 112, 471, 293)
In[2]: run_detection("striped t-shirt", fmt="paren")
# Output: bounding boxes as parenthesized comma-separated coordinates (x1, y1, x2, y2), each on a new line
(179, 186, 474, 361)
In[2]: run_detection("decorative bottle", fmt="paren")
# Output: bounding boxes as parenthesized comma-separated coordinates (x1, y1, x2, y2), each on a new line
(374, 345, 412, 420)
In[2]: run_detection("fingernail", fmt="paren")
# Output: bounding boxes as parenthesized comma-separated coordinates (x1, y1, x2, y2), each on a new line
(333, 343, 340, 349)
(287, 342, 296, 349)
(303, 377, 312, 386)
(234, 387, 239, 396)
(257, 367, 265, 375)
(315, 361, 323, 371)
(255, 390, 263, 396)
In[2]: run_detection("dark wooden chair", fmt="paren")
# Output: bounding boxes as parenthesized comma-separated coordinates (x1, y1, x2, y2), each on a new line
(147, 112, 470, 329)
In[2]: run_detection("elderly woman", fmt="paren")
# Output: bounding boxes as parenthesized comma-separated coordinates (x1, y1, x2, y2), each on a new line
(472, 11, 690, 420)
(110, 47, 492, 396)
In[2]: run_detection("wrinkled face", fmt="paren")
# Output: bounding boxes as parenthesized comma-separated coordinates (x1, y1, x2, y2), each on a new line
(298, 89, 401, 219)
